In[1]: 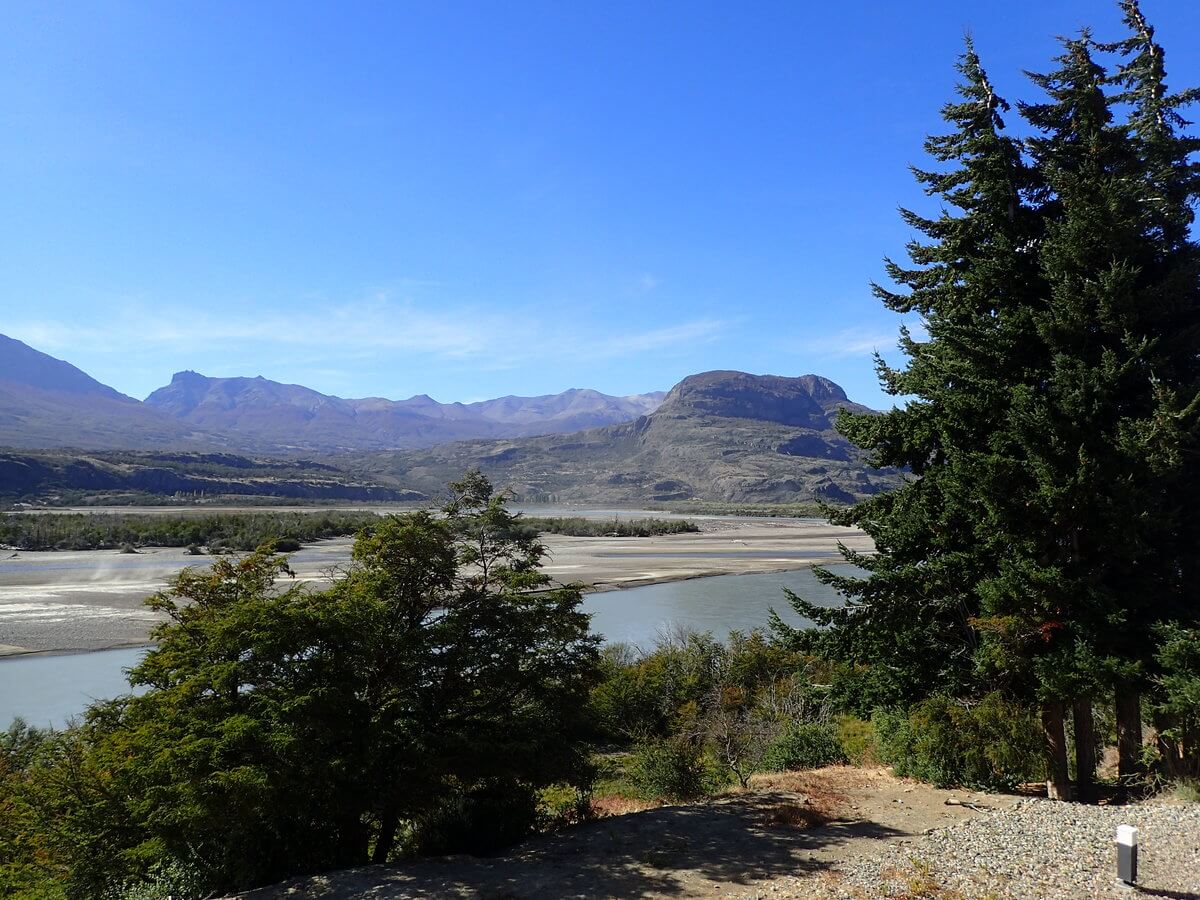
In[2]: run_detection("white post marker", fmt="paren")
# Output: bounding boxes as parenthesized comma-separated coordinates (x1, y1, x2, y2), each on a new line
(1116, 824, 1138, 886)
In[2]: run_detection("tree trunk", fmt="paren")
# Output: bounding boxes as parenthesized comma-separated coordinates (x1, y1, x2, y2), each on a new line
(1115, 687, 1143, 784)
(1073, 696, 1096, 804)
(1043, 701, 1072, 801)
(373, 808, 399, 864)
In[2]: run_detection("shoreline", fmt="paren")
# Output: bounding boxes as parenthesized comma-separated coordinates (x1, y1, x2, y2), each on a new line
(579, 556, 847, 593)
(0, 640, 153, 660)
(0, 561, 853, 660)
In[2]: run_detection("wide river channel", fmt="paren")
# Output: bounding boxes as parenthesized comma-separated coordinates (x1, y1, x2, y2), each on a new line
(0, 565, 853, 729)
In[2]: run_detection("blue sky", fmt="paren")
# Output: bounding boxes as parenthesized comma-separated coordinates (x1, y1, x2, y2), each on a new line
(3, 1, 1198, 407)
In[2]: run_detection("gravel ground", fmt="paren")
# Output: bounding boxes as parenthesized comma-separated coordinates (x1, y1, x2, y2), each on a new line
(783, 797, 1200, 898)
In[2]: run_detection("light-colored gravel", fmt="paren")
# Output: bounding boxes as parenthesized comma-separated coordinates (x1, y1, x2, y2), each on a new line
(775, 797, 1200, 898)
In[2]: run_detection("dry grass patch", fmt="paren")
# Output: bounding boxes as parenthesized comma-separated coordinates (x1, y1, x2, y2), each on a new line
(879, 859, 966, 899)
(589, 794, 661, 818)
(758, 799, 831, 829)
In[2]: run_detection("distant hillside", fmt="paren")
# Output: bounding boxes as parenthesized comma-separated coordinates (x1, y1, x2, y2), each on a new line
(0, 336, 200, 450)
(358, 371, 898, 504)
(0, 449, 421, 504)
(0, 333, 664, 453)
(144, 371, 665, 451)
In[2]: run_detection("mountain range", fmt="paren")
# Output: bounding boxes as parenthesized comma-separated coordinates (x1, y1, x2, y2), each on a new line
(0, 333, 895, 504)
(144, 371, 665, 451)
(0, 334, 664, 453)
(360, 370, 895, 504)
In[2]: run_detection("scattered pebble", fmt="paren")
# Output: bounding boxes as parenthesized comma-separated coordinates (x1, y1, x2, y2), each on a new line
(756, 798, 1200, 898)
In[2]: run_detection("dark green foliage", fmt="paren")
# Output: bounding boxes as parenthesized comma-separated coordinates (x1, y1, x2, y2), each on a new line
(1149, 624, 1200, 778)
(629, 739, 709, 802)
(0, 510, 381, 551)
(873, 695, 1044, 790)
(760, 724, 846, 772)
(589, 629, 843, 791)
(0, 721, 66, 900)
(3, 471, 601, 897)
(776, 5, 1200, 797)
(412, 780, 542, 857)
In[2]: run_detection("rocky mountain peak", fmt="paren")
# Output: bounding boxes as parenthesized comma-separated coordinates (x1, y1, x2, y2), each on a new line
(658, 370, 860, 429)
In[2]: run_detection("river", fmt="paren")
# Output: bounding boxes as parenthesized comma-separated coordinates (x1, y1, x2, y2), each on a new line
(0, 565, 854, 728)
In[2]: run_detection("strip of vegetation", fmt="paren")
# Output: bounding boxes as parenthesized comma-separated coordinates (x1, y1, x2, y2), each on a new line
(646, 500, 828, 518)
(0, 512, 699, 552)
(521, 516, 699, 537)
(0, 511, 383, 552)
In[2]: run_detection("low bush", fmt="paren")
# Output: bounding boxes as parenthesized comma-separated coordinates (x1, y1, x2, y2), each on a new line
(873, 693, 1043, 789)
(836, 715, 877, 765)
(537, 783, 594, 829)
(760, 723, 846, 772)
(413, 780, 541, 856)
(630, 739, 709, 801)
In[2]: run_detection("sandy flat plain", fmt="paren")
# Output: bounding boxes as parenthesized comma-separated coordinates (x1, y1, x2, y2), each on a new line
(0, 516, 870, 655)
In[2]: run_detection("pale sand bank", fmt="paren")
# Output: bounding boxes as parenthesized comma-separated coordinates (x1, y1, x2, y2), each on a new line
(0, 518, 870, 654)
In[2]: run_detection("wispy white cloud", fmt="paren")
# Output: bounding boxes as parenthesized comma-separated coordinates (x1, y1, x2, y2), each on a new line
(6, 295, 729, 372)
(586, 318, 725, 358)
(796, 322, 926, 359)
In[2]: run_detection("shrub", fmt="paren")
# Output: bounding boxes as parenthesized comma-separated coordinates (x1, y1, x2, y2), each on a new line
(538, 783, 593, 830)
(760, 723, 846, 772)
(271, 537, 302, 552)
(872, 693, 1043, 789)
(630, 739, 708, 801)
(413, 780, 541, 856)
(837, 715, 877, 765)
(1166, 778, 1200, 803)
(106, 859, 206, 900)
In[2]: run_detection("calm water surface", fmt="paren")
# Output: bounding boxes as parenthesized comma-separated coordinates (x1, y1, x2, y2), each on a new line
(0, 566, 855, 728)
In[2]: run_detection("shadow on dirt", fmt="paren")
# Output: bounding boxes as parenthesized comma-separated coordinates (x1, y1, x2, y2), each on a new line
(250, 791, 907, 898)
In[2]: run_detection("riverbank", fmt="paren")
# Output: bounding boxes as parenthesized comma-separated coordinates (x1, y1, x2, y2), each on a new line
(0, 517, 871, 655)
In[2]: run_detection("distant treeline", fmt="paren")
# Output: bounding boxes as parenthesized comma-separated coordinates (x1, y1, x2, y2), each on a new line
(0, 511, 383, 552)
(522, 516, 699, 537)
(649, 501, 827, 518)
(0, 512, 699, 551)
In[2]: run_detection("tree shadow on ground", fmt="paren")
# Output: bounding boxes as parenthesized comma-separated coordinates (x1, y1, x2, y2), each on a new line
(250, 790, 908, 898)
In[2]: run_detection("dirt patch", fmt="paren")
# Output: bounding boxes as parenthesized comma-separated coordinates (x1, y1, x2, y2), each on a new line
(246, 767, 1018, 899)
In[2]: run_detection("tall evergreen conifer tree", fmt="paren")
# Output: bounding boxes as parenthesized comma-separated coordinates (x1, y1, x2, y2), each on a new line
(775, 43, 1043, 710)
(785, 5, 1200, 801)
(1101, 0, 1200, 780)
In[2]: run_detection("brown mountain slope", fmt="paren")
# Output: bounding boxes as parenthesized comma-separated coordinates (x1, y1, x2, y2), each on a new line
(0, 335, 201, 450)
(357, 371, 898, 504)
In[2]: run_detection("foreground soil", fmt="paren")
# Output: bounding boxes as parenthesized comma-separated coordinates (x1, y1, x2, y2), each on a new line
(244, 768, 1024, 899)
